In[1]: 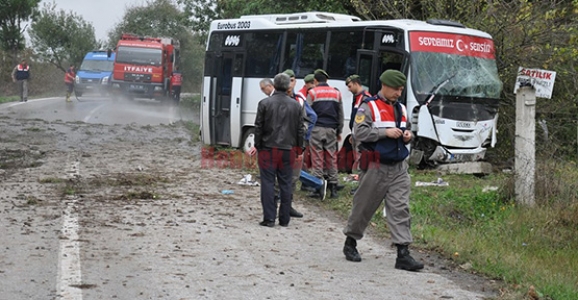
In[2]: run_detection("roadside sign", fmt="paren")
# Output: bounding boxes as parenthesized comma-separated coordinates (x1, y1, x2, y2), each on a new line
(513, 67, 556, 99)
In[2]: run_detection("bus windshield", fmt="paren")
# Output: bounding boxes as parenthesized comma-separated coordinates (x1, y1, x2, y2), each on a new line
(79, 60, 113, 72)
(411, 52, 502, 99)
(116, 46, 162, 66)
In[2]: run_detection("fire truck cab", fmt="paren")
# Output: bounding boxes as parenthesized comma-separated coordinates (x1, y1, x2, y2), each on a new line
(111, 33, 180, 100)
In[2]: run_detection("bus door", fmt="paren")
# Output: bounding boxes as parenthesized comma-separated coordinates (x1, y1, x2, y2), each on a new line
(206, 51, 245, 147)
(356, 50, 408, 100)
(356, 50, 379, 94)
(357, 28, 408, 96)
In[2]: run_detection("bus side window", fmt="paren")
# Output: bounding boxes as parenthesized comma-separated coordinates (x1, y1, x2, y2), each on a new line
(246, 32, 282, 77)
(379, 52, 406, 103)
(282, 32, 299, 73)
(383, 62, 401, 71)
(290, 31, 327, 78)
(380, 51, 403, 72)
(327, 30, 363, 79)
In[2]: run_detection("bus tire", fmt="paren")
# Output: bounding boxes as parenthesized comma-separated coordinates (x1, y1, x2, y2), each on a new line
(242, 127, 255, 153)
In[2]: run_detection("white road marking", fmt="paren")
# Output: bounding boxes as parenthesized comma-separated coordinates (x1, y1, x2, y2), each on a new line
(168, 105, 175, 124)
(56, 156, 83, 300)
(83, 103, 106, 123)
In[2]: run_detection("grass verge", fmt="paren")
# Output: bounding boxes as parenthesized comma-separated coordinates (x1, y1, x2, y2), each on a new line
(0, 96, 19, 104)
(298, 165, 578, 300)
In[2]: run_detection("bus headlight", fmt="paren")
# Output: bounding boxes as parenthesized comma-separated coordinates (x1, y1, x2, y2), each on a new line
(101, 76, 109, 85)
(75, 76, 80, 84)
(154, 86, 163, 91)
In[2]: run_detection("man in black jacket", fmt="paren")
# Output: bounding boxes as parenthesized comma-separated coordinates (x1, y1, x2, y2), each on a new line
(247, 73, 305, 227)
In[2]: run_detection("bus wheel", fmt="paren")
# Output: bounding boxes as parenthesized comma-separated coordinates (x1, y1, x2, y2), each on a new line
(242, 128, 255, 153)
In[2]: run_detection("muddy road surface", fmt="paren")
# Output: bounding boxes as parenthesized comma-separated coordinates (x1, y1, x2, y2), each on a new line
(0, 98, 499, 299)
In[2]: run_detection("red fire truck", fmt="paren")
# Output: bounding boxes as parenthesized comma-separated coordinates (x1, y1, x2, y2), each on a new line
(111, 33, 180, 99)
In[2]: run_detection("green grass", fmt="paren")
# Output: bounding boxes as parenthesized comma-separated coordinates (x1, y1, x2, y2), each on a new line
(177, 94, 202, 143)
(298, 166, 578, 300)
(0, 96, 19, 104)
(179, 94, 201, 111)
(183, 120, 200, 142)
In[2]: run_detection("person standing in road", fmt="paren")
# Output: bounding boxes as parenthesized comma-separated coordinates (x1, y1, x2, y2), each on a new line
(345, 74, 372, 194)
(258, 74, 310, 217)
(248, 73, 304, 228)
(306, 69, 344, 199)
(64, 64, 76, 102)
(12, 59, 30, 102)
(283, 69, 327, 204)
(297, 73, 316, 172)
(342, 70, 424, 272)
(170, 66, 182, 102)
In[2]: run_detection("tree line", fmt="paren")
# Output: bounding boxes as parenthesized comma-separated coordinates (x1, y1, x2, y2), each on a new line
(0, 0, 205, 96)
(1, 0, 577, 162)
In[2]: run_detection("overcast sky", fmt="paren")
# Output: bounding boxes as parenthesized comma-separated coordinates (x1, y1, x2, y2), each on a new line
(38, 0, 149, 41)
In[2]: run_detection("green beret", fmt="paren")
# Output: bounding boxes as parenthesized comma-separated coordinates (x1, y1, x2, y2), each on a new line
(283, 69, 295, 78)
(345, 74, 360, 85)
(379, 70, 406, 87)
(304, 74, 315, 83)
(314, 69, 329, 79)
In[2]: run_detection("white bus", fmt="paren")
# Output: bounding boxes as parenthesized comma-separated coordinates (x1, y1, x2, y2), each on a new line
(200, 12, 502, 170)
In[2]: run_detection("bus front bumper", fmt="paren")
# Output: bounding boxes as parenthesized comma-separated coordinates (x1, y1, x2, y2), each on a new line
(428, 147, 486, 163)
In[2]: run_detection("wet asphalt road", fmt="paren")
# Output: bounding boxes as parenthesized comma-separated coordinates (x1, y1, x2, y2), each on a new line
(1, 95, 187, 126)
(0, 95, 498, 300)
(0, 94, 199, 299)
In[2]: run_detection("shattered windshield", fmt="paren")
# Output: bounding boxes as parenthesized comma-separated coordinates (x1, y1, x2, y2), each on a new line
(411, 52, 502, 99)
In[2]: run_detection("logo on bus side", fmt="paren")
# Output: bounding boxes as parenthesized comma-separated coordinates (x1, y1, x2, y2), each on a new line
(224, 35, 241, 47)
(381, 34, 395, 44)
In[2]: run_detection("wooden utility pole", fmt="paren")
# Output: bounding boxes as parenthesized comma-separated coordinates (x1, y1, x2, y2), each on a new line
(515, 85, 536, 206)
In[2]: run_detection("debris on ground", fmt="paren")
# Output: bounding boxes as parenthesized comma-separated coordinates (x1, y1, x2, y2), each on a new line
(237, 174, 259, 186)
(343, 174, 359, 182)
(415, 178, 449, 187)
(482, 186, 499, 192)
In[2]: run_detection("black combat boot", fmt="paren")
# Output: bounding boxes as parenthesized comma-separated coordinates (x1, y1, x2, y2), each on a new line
(395, 244, 424, 271)
(329, 183, 338, 199)
(343, 236, 362, 262)
(289, 207, 303, 218)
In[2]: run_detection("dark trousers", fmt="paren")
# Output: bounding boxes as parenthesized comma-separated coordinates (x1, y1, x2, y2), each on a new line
(258, 148, 294, 225)
(172, 86, 181, 100)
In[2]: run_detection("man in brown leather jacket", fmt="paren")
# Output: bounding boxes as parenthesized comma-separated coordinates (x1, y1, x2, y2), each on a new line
(247, 73, 305, 227)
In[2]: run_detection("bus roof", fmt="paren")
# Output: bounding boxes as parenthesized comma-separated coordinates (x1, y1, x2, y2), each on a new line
(240, 11, 361, 23)
(210, 12, 492, 38)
